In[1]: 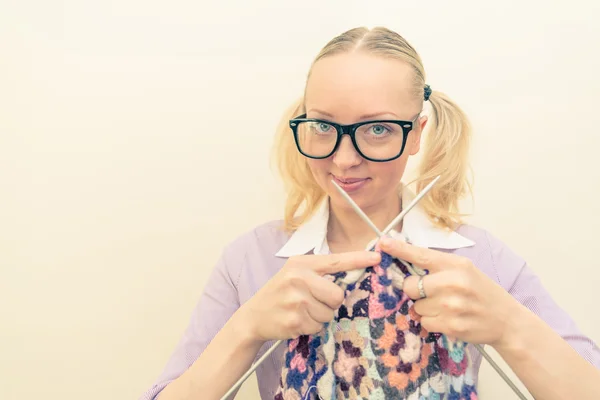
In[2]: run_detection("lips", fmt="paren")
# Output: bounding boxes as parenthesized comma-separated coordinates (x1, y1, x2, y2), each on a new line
(331, 175, 370, 193)
(333, 176, 367, 184)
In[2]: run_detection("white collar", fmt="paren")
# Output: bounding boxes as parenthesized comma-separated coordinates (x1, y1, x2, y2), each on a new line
(275, 185, 475, 258)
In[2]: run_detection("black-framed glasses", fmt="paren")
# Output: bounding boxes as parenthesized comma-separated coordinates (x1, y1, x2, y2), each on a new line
(288, 113, 419, 162)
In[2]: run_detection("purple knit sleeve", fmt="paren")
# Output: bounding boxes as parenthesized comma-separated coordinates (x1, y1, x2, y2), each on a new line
(486, 231, 600, 369)
(138, 240, 246, 400)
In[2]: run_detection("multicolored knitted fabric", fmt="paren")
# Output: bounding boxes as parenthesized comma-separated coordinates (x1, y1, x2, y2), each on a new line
(273, 240, 478, 400)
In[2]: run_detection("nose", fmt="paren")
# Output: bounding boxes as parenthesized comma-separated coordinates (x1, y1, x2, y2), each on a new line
(332, 135, 362, 169)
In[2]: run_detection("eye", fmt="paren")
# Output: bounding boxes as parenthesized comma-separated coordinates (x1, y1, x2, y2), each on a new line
(369, 124, 390, 136)
(317, 122, 332, 133)
(310, 122, 333, 134)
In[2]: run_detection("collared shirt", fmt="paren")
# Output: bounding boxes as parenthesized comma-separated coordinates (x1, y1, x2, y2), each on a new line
(275, 186, 476, 258)
(139, 189, 600, 400)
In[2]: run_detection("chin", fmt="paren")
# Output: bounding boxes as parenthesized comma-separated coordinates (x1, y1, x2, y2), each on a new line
(329, 182, 373, 207)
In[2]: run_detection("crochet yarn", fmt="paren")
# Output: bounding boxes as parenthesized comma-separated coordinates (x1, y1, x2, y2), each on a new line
(273, 241, 478, 400)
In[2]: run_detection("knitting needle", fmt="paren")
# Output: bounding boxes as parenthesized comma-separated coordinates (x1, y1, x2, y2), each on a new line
(332, 179, 529, 400)
(476, 345, 529, 399)
(332, 176, 442, 276)
(220, 337, 282, 400)
(333, 176, 441, 239)
(220, 177, 442, 400)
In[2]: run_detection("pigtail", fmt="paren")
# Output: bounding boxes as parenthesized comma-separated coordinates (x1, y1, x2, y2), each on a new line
(415, 90, 473, 229)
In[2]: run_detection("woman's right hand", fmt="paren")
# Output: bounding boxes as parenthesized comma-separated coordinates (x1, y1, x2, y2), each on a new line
(238, 250, 381, 342)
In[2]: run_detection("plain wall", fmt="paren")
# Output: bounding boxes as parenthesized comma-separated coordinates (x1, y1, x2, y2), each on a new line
(1, 1, 599, 399)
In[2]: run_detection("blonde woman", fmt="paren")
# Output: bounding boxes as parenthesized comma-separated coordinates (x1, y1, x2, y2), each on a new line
(140, 27, 600, 400)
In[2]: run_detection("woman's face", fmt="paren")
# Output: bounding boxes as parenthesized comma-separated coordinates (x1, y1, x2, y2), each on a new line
(303, 51, 427, 214)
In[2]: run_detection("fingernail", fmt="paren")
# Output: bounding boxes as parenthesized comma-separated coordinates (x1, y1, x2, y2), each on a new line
(369, 252, 381, 262)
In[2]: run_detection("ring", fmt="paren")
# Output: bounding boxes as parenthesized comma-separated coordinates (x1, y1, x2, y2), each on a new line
(417, 275, 427, 299)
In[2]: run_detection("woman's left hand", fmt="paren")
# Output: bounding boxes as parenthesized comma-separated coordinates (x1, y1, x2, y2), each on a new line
(379, 236, 522, 347)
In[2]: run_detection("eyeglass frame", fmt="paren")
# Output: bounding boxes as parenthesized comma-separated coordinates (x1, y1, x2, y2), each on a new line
(288, 113, 421, 162)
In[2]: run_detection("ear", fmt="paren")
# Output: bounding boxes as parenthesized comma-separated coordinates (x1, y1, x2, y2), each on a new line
(419, 115, 428, 132)
(408, 115, 427, 156)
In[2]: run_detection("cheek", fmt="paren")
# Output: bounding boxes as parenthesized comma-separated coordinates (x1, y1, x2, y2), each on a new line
(306, 159, 330, 180)
(372, 157, 409, 183)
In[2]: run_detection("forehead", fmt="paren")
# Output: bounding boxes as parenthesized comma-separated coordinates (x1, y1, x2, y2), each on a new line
(304, 52, 420, 122)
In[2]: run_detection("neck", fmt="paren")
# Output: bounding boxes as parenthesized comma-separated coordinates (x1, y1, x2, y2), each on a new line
(327, 191, 402, 252)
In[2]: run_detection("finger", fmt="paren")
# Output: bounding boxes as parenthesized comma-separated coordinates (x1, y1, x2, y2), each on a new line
(412, 297, 441, 318)
(305, 297, 335, 324)
(379, 237, 458, 273)
(305, 272, 345, 309)
(302, 311, 326, 335)
(306, 251, 381, 275)
(402, 273, 444, 300)
(403, 274, 422, 300)
(290, 308, 324, 337)
(420, 315, 445, 334)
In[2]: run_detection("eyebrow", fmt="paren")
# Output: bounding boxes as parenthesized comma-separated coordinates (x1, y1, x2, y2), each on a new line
(307, 108, 400, 120)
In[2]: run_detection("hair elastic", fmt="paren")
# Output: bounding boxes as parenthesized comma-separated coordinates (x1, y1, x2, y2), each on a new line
(424, 84, 432, 101)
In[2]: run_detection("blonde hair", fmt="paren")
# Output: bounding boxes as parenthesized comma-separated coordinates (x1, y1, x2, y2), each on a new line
(272, 26, 472, 232)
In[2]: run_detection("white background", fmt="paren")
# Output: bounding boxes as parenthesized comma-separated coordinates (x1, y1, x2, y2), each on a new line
(1, 1, 599, 399)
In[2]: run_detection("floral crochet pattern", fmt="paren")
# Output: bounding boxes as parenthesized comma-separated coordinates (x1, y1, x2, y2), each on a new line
(273, 242, 478, 400)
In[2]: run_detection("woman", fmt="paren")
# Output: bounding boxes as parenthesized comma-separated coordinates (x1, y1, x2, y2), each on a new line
(140, 27, 600, 399)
